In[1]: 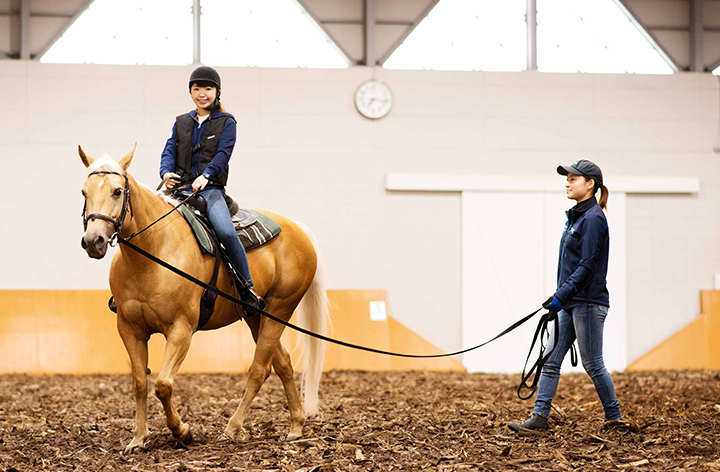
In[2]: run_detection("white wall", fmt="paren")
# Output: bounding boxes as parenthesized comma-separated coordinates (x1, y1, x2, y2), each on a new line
(1, 61, 718, 366)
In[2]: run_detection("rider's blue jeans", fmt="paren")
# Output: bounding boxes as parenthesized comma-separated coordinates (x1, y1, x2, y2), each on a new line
(532, 303, 622, 421)
(184, 187, 254, 289)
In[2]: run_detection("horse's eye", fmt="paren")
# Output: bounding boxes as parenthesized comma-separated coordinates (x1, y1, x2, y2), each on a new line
(113, 188, 123, 197)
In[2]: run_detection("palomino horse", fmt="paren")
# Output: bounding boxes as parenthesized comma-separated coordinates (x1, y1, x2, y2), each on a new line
(79, 145, 329, 453)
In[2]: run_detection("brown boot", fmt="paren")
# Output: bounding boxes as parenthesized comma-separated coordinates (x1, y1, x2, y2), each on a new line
(508, 414, 548, 432)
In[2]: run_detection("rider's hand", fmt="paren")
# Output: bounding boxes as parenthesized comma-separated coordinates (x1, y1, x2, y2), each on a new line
(543, 296, 563, 313)
(192, 175, 209, 193)
(163, 172, 181, 189)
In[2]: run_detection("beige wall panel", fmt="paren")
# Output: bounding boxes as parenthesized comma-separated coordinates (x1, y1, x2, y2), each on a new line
(594, 88, 707, 120)
(373, 115, 485, 149)
(483, 70, 593, 88)
(594, 119, 713, 151)
(26, 111, 144, 145)
(259, 81, 353, 115)
(592, 71, 707, 89)
(483, 87, 593, 118)
(391, 84, 482, 118)
(257, 113, 370, 148)
(28, 77, 142, 111)
(0, 58, 24, 77)
(485, 118, 593, 150)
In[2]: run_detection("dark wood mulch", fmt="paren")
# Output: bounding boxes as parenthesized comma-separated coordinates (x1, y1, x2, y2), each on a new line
(0, 370, 719, 471)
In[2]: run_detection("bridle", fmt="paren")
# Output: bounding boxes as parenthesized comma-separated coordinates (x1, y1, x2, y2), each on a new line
(82, 170, 133, 246)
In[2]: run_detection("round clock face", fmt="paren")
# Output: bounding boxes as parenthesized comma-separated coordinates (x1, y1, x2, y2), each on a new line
(354, 80, 393, 119)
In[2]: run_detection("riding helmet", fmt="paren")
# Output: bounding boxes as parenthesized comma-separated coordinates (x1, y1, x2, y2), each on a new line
(189, 65, 221, 90)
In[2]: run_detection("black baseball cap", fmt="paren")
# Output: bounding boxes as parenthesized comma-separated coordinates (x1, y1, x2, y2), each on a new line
(557, 159, 603, 188)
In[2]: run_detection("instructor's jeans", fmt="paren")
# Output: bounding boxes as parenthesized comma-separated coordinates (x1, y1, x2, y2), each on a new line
(532, 303, 622, 421)
(183, 187, 254, 289)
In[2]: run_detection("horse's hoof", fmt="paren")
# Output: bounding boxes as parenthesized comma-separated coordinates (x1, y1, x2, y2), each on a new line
(123, 438, 147, 454)
(218, 427, 245, 443)
(285, 432, 302, 442)
(180, 428, 193, 445)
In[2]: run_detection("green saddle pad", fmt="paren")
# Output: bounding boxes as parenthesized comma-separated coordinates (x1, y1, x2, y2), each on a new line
(178, 205, 282, 255)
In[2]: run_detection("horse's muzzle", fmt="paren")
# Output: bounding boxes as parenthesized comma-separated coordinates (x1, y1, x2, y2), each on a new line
(81, 231, 108, 259)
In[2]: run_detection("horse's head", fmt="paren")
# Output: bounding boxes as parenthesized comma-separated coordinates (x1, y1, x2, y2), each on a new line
(79, 144, 136, 259)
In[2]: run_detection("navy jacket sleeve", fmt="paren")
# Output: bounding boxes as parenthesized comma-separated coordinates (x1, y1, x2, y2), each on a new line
(203, 117, 237, 179)
(554, 214, 608, 304)
(159, 123, 178, 178)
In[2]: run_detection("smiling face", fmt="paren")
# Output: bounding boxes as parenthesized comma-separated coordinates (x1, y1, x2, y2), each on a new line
(565, 173, 595, 202)
(190, 84, 217, 113)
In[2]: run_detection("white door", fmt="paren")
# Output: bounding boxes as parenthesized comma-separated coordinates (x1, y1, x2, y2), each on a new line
(462, 191, 627, 374)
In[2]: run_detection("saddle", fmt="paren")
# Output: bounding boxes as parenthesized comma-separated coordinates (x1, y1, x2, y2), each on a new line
(173, 191, 280, 330)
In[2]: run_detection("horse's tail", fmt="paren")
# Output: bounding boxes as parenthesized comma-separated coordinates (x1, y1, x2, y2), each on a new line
(294, 222, 331, 417)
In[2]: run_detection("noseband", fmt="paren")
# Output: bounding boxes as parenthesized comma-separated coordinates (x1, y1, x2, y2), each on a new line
(82, 170, 133, 246)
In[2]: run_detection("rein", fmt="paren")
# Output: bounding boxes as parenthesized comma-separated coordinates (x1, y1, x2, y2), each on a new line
(83, 174, 569, 399)
(118, 233, 566, 399)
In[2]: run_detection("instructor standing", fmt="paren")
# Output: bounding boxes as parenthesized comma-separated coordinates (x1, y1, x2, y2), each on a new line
(508, 160, 624, 432)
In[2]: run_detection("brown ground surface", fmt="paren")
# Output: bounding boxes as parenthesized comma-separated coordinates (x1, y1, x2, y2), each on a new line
(0, 370, 719, 471)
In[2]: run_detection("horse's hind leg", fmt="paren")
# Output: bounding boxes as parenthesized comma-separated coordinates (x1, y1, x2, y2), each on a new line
(155, 324, 194, 444)
(117, 319, 150, 453)
(272, 343, 305, 441)
(224, 313, 290, 441)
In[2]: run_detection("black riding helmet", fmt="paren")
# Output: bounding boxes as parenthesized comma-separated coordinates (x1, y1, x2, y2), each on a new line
(189, 65, 221, 109)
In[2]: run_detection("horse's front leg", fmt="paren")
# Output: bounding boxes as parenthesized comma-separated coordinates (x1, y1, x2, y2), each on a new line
(117, 318, 150, 453)
(155, 323, 194, 444)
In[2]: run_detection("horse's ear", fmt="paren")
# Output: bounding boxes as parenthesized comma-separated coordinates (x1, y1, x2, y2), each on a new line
(78, 145, 95, 168)
(118, 142, 137, 170)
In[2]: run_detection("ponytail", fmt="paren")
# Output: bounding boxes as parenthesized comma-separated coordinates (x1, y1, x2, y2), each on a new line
(598, 185, 609, 210)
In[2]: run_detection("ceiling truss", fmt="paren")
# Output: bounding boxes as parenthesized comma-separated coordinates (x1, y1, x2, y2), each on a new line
(2, 0, 720, 72)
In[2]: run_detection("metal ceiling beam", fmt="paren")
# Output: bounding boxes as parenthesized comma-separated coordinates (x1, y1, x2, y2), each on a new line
(613, 0, 681, 72)
(378, 0, 442, 66)
(527, 0, 537, 70)
(365, 0, 376, 66)
(193, 0, 201, 64)
(20, 0, 30, 60)
(293, 0, 355, 66)
(690, 0, 704, 71)
(35, 0, 95, 60)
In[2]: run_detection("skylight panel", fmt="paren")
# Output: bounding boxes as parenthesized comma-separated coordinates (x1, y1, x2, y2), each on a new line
(383, 0, 526, 72)
(41, 0, 192, 65)
(200, 0, 348, 68)
(537, 0, 673, 74)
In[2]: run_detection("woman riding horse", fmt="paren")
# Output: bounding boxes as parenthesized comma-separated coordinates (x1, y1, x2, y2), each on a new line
(79, 144, 329, 452)
(160, 65, 263, 310)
